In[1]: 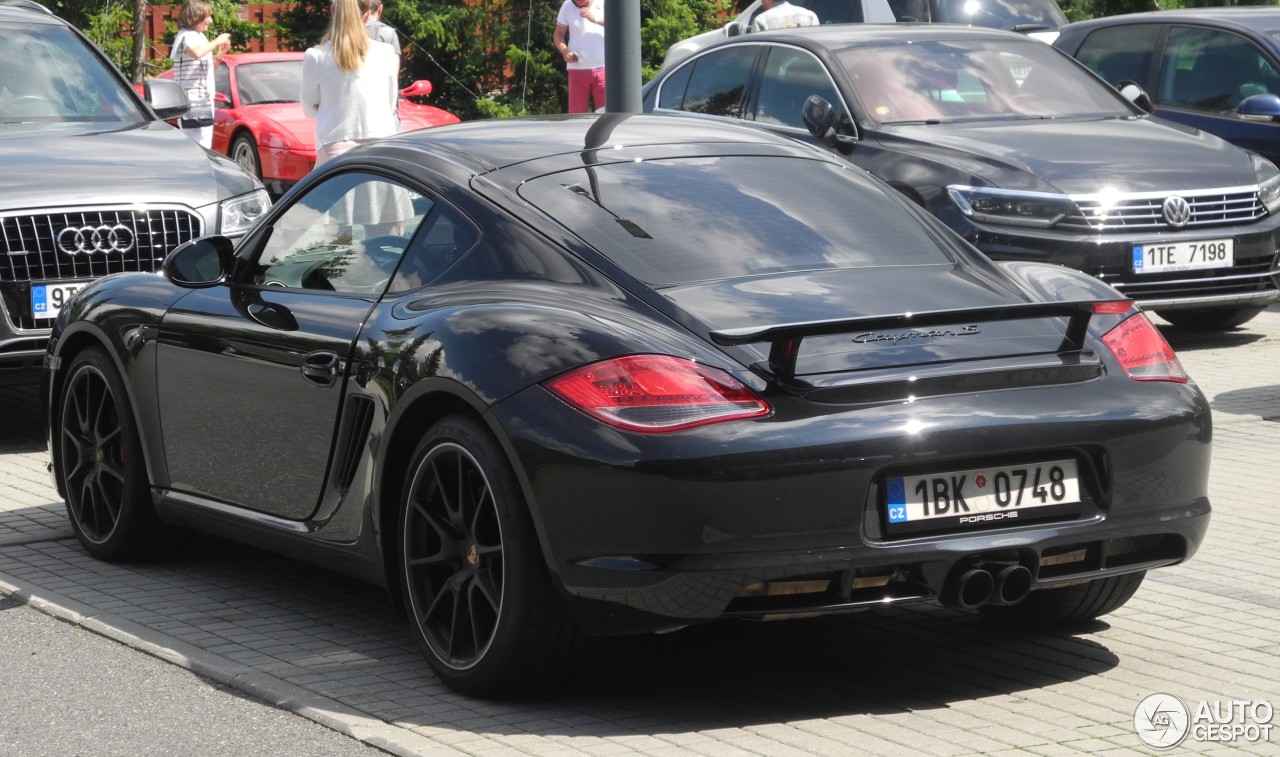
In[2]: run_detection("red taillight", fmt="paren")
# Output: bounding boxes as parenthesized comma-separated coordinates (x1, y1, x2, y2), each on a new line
(545, 355, 771, 433)
(1101, 313, 1188, 383)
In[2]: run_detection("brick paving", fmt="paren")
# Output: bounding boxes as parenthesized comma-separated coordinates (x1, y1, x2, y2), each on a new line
(1, 306, 1278, 756)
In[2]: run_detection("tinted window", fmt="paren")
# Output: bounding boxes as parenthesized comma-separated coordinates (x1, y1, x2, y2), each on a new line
(655, 62, 693, 110)
(253, 172, 429, 294)
(838, 38, 1130, 124)
(1073, 24, 1159, 87)
(520, 156, 950, 287)
(388, 204, 479, 292)
(1159, 26, 1280, 114)
(754, 46, 846, 130)
(681, 46, 757, 117)
(0, 23, 143, 123)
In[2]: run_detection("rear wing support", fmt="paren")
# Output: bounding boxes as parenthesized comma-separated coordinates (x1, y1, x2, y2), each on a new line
(709, 301, 1097, 381)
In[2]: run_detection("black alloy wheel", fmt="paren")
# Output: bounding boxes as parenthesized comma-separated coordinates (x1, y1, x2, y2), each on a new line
(58, 348, 159, 560)
(400, 415, 583, 696)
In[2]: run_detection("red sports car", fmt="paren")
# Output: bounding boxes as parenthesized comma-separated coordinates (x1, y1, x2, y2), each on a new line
(153, 52, 461, 195)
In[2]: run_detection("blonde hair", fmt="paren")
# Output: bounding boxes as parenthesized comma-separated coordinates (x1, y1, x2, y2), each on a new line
(324, 0, 371, 72)
(178, 0, 212, 30)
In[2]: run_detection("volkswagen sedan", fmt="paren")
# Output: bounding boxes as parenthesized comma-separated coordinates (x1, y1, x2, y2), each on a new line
(644, 24, 1280, 330)
(45, 114, 1210, 696)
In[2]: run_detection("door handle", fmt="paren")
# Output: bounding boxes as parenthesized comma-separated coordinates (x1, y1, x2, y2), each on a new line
(301, 351, 342, 387)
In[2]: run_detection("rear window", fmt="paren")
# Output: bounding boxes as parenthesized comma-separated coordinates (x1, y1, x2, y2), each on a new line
(519, 156, 951, 287)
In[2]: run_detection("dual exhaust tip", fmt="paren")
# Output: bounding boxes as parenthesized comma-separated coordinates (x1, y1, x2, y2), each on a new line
(941, 564, 1034, 610)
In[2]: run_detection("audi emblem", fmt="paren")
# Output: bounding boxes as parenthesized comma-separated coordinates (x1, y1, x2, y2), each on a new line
(55, 224, 135, 255)
(1162, 196, 1192, 229)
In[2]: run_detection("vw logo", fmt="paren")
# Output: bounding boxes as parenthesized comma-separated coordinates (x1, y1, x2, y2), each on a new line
(1162, 196, 1192, 229)
(55, 224, 135, 255)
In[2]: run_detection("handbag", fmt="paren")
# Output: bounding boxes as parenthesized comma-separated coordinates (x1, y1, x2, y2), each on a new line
(179, 115, 216, 128)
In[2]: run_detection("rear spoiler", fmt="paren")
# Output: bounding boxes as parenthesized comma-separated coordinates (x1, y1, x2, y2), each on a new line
(709, 301, 1099, 380)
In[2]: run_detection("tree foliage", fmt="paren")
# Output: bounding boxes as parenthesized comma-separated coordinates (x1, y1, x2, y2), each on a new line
(55, 0, 264, 79)
(640, 0, 733, 79)
(276, 0, 733, 119)
(57, 0, 1280, 117)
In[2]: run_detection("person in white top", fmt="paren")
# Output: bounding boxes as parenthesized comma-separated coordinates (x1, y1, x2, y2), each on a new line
(171, 0, 230, 149)
(553, 0, 606, 113)
(750, 0, 820, 32)
(300, 0, 399, 167)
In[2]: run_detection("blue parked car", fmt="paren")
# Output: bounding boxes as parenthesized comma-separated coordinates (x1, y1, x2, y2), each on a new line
(1055, 8, 1280, 167)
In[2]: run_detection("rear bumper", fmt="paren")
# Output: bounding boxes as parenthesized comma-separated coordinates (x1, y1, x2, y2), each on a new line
(493, 376, 1213, 634)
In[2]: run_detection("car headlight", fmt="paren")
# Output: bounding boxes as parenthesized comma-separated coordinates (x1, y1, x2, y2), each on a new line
(947, 185, 1078, 229)
(219, 189, 271, 237)
(1251, 154, 1280, 214)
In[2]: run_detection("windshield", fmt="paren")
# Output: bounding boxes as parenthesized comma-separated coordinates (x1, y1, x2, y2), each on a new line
(890, 0, 1067, 29)
(520, 156, 951, 287)
(0, 23, 145, 125)
(236, 60, 303, 105)
(839, 39, 1133, 125)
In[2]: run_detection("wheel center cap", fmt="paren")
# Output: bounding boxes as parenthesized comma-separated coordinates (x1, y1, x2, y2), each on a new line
(466, 543, 480, 566)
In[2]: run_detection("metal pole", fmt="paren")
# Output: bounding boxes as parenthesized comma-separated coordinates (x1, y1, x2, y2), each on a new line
(604, 0, 641, 112)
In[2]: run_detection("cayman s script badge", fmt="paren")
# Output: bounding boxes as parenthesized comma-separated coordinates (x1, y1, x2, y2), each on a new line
(852, 325, 982, 345)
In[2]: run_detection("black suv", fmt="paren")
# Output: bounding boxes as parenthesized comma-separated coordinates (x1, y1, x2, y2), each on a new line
(0, 0, 268, 382)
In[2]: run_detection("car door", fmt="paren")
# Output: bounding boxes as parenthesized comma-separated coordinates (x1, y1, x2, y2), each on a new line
(155, 170, 431, 520)
(1153, 24, 1280, 165)
(1072, 22, 1280, 166)
(749, 44, 856, 139)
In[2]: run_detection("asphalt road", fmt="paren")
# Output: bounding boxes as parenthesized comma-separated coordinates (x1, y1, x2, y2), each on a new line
(0, 305, 1277, 756)
(0, 592, 386, 756)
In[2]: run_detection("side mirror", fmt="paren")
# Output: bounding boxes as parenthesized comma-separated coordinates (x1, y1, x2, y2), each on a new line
(726, 21, 743, 38)
(802, 95, 840, 147)
(144, 78, 191, 121)
(163, 236, 236, 288)
(1238, 93, 1280, 122)
(1116, 80, 1153, 114)
(214, 91, 231, 108)
(400, 80, 433, 100)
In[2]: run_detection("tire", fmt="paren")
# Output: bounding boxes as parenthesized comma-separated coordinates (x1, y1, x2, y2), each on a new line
(1156, 306, 1264, 331)
(230, 132, 262, 180)
(57, 348, 160, 561)
(399, 415, 584, 696)
(982, 571, 1146, 628)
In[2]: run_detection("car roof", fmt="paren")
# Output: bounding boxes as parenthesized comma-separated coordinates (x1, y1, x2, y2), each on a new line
(221, 52, 303, 65)
(1062, 7, 1280, 35)
(703, 21, 1047, 52)
(0, 0, 64, 23)
(365, 112, 837, 179)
